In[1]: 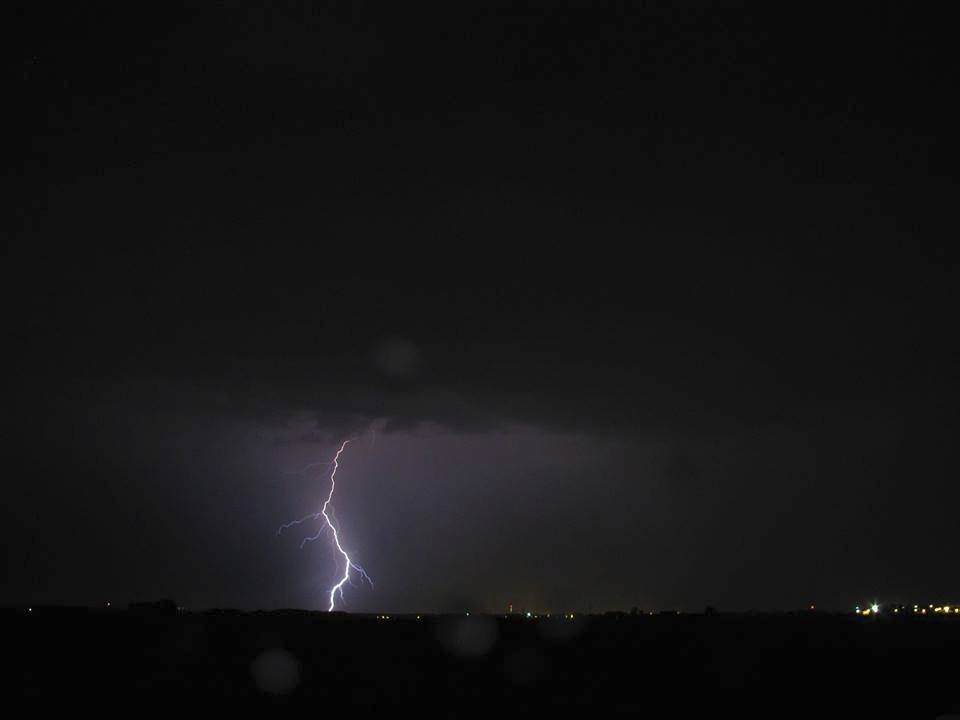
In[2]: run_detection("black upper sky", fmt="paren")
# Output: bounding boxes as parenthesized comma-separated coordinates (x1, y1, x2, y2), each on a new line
(4, 2, 958, 612)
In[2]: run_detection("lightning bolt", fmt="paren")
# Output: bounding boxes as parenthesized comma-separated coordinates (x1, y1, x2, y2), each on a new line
(278, 438, 373, 611)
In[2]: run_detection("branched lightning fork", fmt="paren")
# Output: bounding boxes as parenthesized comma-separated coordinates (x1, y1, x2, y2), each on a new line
(278, 438, 372, 611)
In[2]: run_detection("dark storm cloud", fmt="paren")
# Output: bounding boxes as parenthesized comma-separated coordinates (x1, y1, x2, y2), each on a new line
(5, 2, 959, 611)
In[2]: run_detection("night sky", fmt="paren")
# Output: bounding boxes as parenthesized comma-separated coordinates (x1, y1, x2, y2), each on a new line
(5, 3, 958, 613)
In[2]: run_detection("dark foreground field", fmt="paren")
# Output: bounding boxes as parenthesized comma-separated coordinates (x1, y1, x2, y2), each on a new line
(6, 608, 958, 716)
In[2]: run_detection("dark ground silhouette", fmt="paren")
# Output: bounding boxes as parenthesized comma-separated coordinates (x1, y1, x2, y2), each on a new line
(7, 607, 958, 716)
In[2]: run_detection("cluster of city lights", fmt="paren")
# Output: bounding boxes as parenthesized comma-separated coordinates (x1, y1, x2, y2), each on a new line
(910, 604, 958, 615)
(517, 612, 576, 619)
(855, 603, 959, 616)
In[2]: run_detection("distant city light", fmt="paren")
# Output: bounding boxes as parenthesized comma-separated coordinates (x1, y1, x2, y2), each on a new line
(851, 601, 960, 617)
